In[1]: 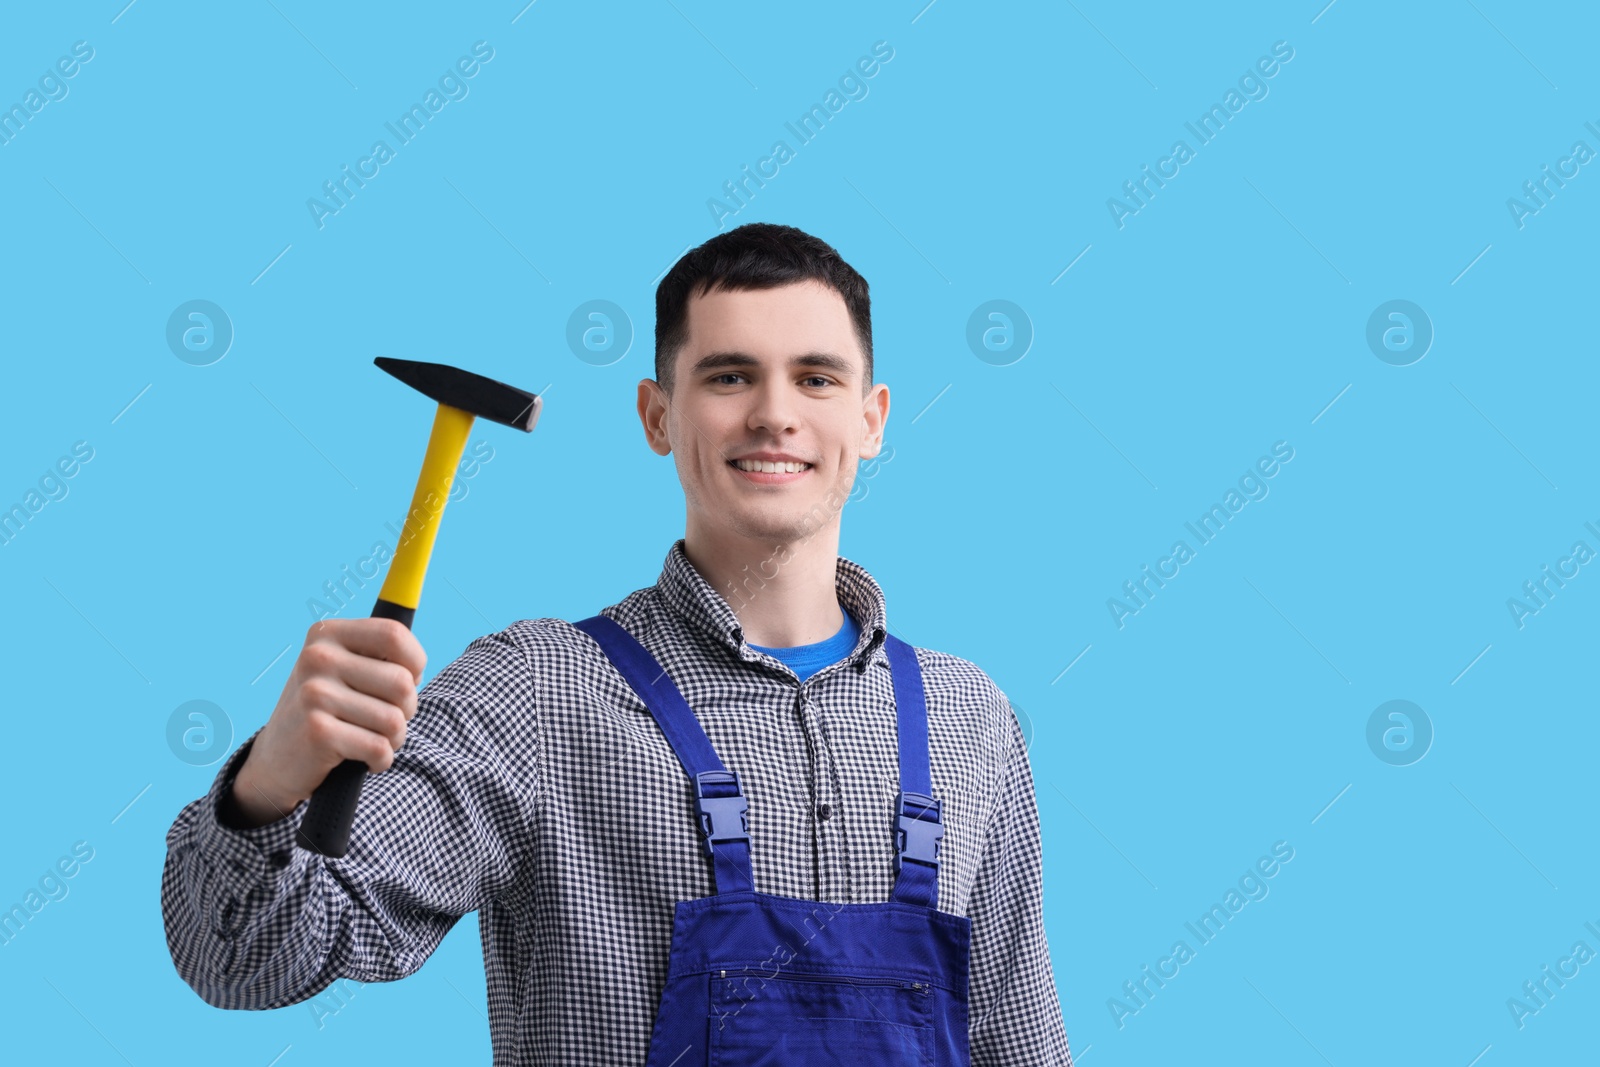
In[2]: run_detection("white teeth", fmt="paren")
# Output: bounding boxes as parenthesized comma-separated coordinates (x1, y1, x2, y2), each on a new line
(733, 459, 809, 473)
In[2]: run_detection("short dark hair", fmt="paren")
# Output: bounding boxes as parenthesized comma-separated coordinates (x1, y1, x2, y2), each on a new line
(654, 222, 872, 394)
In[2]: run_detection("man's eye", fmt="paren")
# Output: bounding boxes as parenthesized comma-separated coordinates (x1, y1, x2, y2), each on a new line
(713, 373, 745, 385)
(803, 376, 832, 388)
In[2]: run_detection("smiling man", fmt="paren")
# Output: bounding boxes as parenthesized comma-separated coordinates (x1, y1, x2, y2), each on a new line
(162, 223, 1072, 1065)
(641, 261, 884, 653)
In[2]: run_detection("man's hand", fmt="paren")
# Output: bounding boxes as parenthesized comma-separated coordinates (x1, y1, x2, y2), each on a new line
(228, 619, 427, 829)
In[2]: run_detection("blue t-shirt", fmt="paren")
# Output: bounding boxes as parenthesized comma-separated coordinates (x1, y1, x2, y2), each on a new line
(747, 607, 861, 682)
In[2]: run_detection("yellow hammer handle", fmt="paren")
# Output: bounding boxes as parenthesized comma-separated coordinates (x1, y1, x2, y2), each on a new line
(378, 403, 476, 611)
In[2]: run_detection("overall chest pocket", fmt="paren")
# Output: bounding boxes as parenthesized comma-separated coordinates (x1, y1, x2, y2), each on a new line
(709, 970, 934, 1065)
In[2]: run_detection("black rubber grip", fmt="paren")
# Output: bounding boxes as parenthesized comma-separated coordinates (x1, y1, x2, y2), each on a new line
(296, 597, 415, 856)
(296, 759, 366, 856)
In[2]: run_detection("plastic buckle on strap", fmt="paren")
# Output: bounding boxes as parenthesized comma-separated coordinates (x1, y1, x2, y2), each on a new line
(694, 770, 750, 860)
(895, 791, 944, 877)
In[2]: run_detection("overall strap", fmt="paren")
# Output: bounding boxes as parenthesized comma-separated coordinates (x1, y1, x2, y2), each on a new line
(573, 615, 754, 894)
(884, 633, 943, 909)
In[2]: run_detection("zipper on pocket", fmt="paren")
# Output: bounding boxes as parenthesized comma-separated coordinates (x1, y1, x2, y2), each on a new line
(731, 969, 931, 995)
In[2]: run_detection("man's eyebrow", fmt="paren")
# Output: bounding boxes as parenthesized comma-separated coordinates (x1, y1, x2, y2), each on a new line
(689, 351, 856, 377)
(792, 352, 856, 376)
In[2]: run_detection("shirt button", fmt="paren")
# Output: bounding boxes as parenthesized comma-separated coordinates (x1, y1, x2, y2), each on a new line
(817, 804, 831, 821)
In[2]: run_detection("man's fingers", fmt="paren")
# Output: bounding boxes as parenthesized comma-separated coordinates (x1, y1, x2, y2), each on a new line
(306, 711, 403, 772)
(308, 617, 426, 682)
(324, 648, 420, 720)
(301, 680, 409, 753)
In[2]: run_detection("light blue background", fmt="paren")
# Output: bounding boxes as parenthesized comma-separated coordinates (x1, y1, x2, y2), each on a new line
(2, 1, 1595, 1064)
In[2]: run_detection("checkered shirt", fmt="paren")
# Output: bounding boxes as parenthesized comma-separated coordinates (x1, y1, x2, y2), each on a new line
(161, 539, 1073, 1064)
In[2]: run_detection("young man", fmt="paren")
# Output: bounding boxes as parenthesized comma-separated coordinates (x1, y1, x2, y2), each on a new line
(162, 223, 1072, 1064)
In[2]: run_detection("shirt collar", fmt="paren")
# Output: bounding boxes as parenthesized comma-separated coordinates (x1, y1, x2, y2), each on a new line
(657, 538, 890, 672)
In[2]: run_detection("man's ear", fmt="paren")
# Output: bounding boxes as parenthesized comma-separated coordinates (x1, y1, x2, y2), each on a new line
(637, 379, 673, 456)
(859, 382, 890, 459)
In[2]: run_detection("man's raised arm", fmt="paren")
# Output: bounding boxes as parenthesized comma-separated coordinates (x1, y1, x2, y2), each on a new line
(161, 621, 539, 1009)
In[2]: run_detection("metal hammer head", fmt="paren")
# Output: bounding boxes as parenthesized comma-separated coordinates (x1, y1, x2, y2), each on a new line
(374, 357, 541, 431)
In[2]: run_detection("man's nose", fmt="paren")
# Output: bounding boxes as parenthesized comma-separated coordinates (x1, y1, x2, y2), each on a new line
(747, 381, 800, 433)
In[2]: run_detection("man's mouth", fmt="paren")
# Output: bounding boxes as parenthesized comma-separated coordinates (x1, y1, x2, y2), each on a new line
(729, 458, 812, 474)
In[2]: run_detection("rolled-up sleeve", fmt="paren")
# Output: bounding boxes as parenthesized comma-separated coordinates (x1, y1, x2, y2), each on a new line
(161, 630, 539, 1010)
(966, 706, 1073, 1065)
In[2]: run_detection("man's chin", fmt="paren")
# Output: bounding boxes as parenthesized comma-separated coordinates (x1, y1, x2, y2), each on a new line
(723, 500, 838, 545)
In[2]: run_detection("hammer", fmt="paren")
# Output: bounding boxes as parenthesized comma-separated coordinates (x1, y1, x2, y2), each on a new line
(296, 356, 542, 857)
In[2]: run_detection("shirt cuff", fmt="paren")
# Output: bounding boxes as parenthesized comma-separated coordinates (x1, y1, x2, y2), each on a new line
(198, 733, 309, 881)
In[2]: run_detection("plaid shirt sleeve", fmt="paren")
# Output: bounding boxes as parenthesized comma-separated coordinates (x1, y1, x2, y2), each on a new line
(967, 701, 1074, 1066)
(160, 631, 539, 1009)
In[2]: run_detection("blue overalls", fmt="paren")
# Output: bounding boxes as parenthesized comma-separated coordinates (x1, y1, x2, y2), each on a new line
(573, 615, 973, 1065)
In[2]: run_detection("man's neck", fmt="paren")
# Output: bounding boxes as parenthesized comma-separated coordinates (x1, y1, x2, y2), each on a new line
(683, 522, 844, 649)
